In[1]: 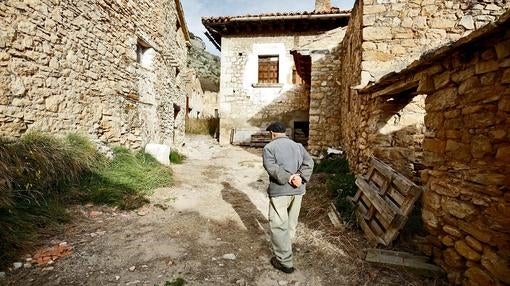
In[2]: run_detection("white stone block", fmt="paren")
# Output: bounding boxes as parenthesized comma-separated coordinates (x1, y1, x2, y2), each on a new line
(144, 143, 171, 166)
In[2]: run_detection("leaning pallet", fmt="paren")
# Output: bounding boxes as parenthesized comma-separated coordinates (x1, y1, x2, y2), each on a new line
(250, 132, 271, 147)
(351, 157, 423, 246)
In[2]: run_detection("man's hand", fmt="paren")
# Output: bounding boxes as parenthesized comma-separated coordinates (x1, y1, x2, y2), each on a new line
(288, 174, 303, 188)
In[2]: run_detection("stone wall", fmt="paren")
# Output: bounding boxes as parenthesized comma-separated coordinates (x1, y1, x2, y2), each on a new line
(182, 69, 218, 119)
(308, 3, 363, 155)
(419, 25, 510, 286)
(367, 93, 426, 183)
(0, 0, 189, 149)
(218, 34, 317, 145)
(309, 0, 510, 173)
(362, 0, 510, 84)
(358, 12, 510, 285)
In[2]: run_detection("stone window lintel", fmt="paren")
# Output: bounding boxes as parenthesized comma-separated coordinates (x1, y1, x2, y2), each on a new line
(251, 83, 284, 88)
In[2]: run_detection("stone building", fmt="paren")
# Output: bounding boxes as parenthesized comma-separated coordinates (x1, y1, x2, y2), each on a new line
(309, 0, 510, 164)
(304, 0, 509, 284)
(182, 68, 219, 119)
(202, 0, 349, 145)
(0, 0, 191, 149)
(356, 13, 510, 285)
(185, 33, 220, 119)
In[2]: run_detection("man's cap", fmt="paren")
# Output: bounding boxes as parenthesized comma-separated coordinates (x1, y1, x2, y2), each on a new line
(266, 122, 286, 133)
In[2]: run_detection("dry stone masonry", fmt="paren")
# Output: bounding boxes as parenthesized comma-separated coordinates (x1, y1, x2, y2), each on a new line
(309, 0, 509, 172)
(349, 11, 510, 284)
(362, 0, 510, 83)
(307, 0, 510, 285)
(202, 7, 349, 145)
(0, 0, 190, 149)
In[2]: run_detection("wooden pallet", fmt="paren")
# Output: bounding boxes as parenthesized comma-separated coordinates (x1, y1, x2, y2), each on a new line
(351, 157, 422, 246)
(249, 129, 293, 147)
(250, 132, 271, 147)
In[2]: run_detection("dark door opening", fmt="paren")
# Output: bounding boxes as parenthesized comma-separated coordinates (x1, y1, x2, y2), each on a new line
(293, 121, 309, 146)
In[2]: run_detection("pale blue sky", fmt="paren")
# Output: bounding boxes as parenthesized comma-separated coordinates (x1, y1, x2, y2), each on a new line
(182, 0, 356, 54)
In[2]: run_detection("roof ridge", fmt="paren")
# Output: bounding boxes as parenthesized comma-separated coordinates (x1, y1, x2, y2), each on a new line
(202, 8, 351, 22)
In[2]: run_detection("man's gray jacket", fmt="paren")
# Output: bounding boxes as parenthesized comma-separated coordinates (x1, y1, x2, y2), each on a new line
(262, 136, 314, 197)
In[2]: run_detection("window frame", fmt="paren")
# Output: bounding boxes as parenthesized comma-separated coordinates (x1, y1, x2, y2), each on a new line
(257, 55, 279, 84)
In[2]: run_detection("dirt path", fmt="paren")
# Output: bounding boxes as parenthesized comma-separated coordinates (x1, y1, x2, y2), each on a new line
(4, 135, 441, 286)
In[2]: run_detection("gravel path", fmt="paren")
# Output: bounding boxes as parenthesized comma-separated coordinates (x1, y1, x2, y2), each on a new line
(3, 135, 444, 286)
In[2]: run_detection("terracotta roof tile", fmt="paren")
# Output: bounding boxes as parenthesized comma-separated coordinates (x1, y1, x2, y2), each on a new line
(202, 7, 350, 24)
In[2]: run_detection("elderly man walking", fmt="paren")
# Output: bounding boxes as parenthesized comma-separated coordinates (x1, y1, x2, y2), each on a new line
(262, 122, 314, 274)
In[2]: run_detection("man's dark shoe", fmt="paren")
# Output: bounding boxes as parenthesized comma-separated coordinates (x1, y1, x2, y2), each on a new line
(270, 257, 295, 274)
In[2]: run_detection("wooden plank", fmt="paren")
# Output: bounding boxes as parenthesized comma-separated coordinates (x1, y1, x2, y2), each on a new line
(357, 211, 385, 246)
(369, 217, 384, 237)
(356, 177, 398, 225)
(381, 213, 409, 245)
(327, 202, 345, 230)
(353, 156, 424, 246)
(350, 189, 362, 203)
(363, 205, 376, 221)
(370, 157, 394, 180)
(370, 156, 419, 196)
(365, 249, 445, 278)
(383, 194, 402, 214)
(365, 164, 376, 181)
(371, 171, 386, 189)
(379, 176, 391, 196)
(360, 189, 394, 229)
(367, 249, 430, 262)
(386, 186, 405, 207)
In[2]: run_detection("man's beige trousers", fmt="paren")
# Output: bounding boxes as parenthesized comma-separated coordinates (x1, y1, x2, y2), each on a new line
(268, 194, 303, 268)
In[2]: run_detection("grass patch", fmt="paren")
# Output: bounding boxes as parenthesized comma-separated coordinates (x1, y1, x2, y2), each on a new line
(313, 156, 358, 226)
(169, 150, 186, 164)
(0, 132, 173, 268)
(185, 117, 218, 137)
(75, 147, 172, 209)
(0, 132, 102, 266)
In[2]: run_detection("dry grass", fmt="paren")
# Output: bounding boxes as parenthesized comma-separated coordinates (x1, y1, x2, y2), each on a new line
(300, 167, 447, 285)
(0, 132, 173, 267)
(185, 117, 218, 137)
(0, 132, 102, 266)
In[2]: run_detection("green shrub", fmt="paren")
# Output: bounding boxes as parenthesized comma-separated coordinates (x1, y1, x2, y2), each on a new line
(314, 155, 350, 174)
(314, 156, 358, 225)
(169, 150, 186, 164)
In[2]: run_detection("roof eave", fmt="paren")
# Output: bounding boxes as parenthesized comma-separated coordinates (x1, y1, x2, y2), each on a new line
(175, 0, 191, 46)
